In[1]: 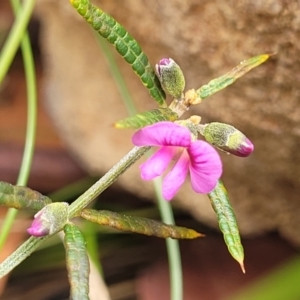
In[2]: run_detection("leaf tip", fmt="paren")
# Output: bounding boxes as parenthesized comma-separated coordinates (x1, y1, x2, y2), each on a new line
(260, 53, 270, 61)
(113, 122, 121, 128)
(197, 232, 206, 238)
(113, 121, 126, 129)
(239, 261, 246, 274)
(190, 231, 205, 239)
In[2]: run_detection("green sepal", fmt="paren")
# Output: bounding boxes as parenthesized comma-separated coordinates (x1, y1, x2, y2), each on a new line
(114, 108, 178, 129)
(0, 181, 52, 211)
(208, 180, 245, 273)
(80, 209, 203, 239)
(197, 54, 269, 100)
(64, 223, 90, 300)
(70, 0, 166, 107)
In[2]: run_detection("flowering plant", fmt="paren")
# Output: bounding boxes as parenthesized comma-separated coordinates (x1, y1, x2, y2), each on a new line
(0, 0, 269, 298)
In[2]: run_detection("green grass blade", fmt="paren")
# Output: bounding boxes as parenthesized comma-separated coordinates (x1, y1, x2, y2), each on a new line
(0, 0, 38, 251)
(153, 178, 183, 300)
(0, 0, 36, 83)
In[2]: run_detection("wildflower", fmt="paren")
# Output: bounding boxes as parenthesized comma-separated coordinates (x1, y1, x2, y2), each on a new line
(132, 122, 222, 200)
(200, 122, 254, 157)
(27, 202, 69, 237)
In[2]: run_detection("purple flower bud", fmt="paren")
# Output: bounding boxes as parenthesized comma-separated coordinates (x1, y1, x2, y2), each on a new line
(27, 202, 69, 237)
(155, 58, 185, 99)
(201, 122, 254, 157)
(234, 136, 254, 157)
(27, 209, 50, 236)
(155, 58, 171, 75)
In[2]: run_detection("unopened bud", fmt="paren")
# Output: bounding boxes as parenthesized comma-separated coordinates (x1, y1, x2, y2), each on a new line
(201, 122, 254, 157)
(27, 202, 69, 237)
(155, 58, 185, 100)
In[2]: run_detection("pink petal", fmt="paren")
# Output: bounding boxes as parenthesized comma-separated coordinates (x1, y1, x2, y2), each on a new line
(27, 218, 50, 237)
(140, 146, 176, 180)
(188, 140, 222, 193)
(132, 122, 191, 147)
(162, 151, 189, 200)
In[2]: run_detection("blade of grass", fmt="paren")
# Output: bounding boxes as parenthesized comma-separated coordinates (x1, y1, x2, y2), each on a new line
(153, 178, 183, 300)
(0, 0, 36, 84)
(0, 0, 37, 250)
(94, 33, 138, 116)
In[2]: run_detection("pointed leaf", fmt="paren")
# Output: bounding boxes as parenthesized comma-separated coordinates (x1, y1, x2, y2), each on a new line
(64, 223, 90, 300)
(197, 54, 269, 100)
(114, 108, 178, 129)
(208, 180, 245, 273)
(81, 209, 203, 239)
(0, 181, 52, 211)
(70, 0, 166, 106)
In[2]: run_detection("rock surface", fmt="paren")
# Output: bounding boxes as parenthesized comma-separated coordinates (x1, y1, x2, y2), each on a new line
(35, 0, 300, 245)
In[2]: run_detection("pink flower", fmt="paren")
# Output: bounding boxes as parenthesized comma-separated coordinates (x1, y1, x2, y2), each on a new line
(27, 209, 51, 237)
(27, 202, 69, 237)
(132, 122, 222, 200)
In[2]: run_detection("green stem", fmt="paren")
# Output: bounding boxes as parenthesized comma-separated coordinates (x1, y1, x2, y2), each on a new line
(84, 221, 103, 275)
(0, 236, 47, 278)
(0, 0, 37, 250)
(0, 0, 36, 84)
(154, 178, 183, 300)
(0, 146, 151, 277)
(48, 176, 98, 202)
(95, 33, 137, 116)
(68, 146, 150, 217)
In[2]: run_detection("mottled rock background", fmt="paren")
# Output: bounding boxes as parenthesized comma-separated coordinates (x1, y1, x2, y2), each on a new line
(34, 0, 300, 245)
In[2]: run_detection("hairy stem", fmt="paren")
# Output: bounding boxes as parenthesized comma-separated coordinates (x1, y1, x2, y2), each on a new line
(68, 146, 150, 217)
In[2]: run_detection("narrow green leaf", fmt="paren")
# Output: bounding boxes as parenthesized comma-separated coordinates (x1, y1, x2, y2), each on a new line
(64, 223, 90, 300)
(0, 181, 52, 211)
(197, 54, 269, 99)
(81, 209, 203, 239)
(70, 0, 166, 106)
(208, 180, 245, 273)
(114, 108, 178, 129)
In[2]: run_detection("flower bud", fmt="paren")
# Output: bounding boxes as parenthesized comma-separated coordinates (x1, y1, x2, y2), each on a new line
(27, 202, 69, 237)
(155, 58, 185, 100)
(201, 122, 254, 157)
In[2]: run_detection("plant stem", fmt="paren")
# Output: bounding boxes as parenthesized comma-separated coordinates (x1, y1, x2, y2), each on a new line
(0, 146, 151, 277)
(0, 236, 47, 277)
(0, 0, 36, 84)
(154, 178, 183, 300)
(95, 33, 137, 117)
(0, 0, 37, 250)
(68, 146, 150, 217)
